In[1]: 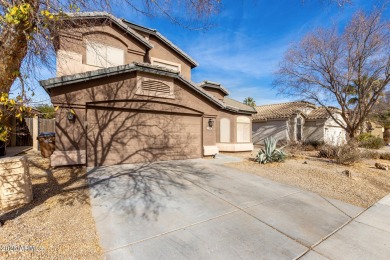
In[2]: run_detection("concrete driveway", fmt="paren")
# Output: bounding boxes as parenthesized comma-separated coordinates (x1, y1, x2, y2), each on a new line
(88, 156, 368, 259)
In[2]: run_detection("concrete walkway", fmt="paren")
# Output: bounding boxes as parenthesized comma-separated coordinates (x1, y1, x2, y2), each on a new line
(87, 156, 389, 259)
(303, 194, 390, 259)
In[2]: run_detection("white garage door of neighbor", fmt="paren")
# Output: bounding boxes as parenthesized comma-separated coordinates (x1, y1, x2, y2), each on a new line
(325, 127, 346, 146)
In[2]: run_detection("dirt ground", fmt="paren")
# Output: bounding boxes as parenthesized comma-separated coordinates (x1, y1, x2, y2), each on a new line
(223, 150, 390, 208)
(0, 151, 103, 259)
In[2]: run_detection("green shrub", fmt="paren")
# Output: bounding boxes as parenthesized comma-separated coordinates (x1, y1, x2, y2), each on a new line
(256, 137, 287, 164)
(357, 133, 374, 142)
(357, 134, 385, 149)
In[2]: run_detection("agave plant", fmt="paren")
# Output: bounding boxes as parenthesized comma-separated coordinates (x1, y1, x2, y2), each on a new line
(255, 137, 287, 164)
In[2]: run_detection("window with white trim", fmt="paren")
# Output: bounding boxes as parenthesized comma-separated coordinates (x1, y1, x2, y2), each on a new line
(86, 41, 124, 68)
(237, 116, 250, 142)
(151, 57, 181, 72)
(220, 118, 231, 143)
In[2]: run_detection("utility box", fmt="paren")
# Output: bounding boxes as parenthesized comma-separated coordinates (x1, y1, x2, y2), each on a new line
(0, 156, 32, 211)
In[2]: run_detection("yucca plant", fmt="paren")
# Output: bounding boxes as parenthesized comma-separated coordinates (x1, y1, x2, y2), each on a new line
(255, 137, 287, 164)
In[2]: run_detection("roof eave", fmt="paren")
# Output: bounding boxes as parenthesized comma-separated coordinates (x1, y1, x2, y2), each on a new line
(39, 63, 239, 113)
(121, 19, 198, 67)
(64, 12, 153, 50)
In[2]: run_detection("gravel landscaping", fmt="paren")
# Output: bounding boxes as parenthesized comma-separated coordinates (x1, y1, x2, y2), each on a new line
(224, 149, 390, 208)
(0, 151, 103, 259)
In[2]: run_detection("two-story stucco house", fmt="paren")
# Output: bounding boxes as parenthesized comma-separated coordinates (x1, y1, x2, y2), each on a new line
(40, 12, 256, 167)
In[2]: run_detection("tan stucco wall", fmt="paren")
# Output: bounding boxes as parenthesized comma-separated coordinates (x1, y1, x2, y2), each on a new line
(202, 87, 225, 101)
(50, 71, 252, 155)
(147, 35, 192, 80)
(56, 21, 194, 81)
(252, 120, 288, 144)
(57, 24, 148, 76)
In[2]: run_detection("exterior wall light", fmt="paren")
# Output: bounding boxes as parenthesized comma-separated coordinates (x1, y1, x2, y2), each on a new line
(208, 118, 215, 128)
(67, 111, 76, 122)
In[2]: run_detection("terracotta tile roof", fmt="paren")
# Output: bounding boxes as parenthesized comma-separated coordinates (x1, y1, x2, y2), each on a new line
(223, 97, 256, 113)
(306, 107, 341, 120)
(253, 101, 316, 121)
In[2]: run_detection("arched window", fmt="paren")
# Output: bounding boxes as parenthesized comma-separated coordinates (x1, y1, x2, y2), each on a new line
(237, 117, 250, 142)
(220, 118, 230, 142)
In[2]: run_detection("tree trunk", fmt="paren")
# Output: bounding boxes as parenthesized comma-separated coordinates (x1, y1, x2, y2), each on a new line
(0, 27, 29, 94)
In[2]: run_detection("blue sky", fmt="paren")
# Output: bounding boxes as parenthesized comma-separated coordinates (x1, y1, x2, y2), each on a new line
(29, 0, 387, 106)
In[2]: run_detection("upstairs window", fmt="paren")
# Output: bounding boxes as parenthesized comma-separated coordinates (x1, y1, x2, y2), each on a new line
(86, 41, 124, 68)
(151, 57, 181, 73)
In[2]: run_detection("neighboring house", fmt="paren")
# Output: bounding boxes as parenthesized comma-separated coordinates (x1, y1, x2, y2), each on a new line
(361, 121, 384, 139)
(40, 12, 256, 167)
(252, 101, 346, 145)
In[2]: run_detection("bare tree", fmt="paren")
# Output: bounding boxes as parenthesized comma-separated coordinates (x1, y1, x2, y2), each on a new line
(275, 9, 390, 138)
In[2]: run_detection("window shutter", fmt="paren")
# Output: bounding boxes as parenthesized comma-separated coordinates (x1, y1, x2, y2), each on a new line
(220, 118, 230, 142)
(86, 41, 124, 68)
(106, 46, 124, 67)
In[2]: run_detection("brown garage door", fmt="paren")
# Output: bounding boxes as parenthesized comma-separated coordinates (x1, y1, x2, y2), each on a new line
(86, 107, 202, 167)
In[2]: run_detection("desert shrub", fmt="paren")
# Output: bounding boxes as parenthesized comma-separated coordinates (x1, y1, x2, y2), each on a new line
(361, 150, 380, 159)
(318, 142, 361, 165)
(380, 153, 390, 160)
(256, 137, 287, 164)
(318, 145, 337, 158)
(357, 133, 385, 149)
(302, 140, 325, 150)
(335, 142, 361, 165)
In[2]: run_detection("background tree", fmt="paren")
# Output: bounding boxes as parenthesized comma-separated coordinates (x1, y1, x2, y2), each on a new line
(275, 9, 390, 138)
(243, 97, 256, 107)
(34, 104, 56, 119)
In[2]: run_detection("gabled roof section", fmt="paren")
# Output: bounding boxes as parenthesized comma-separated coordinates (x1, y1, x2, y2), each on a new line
(253, 101, 316, 121)
(198, 81, 230, 96)
(223, 97, 256, 113)
(64, 12, 153, 49)
(122, 20, 198, 68)
(306, 107, 341, 120)
(39, 63, 254, 115)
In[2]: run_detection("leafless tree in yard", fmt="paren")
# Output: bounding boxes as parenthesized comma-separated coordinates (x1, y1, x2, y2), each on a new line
(275, 9, 390, 139)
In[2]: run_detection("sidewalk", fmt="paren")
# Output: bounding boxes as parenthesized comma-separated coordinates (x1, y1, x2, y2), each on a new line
(301, 194, 390, 259)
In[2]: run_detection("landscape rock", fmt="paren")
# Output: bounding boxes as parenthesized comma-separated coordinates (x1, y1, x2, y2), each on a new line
(375, 163, 389, 171)
(342, 170, 352, 178)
